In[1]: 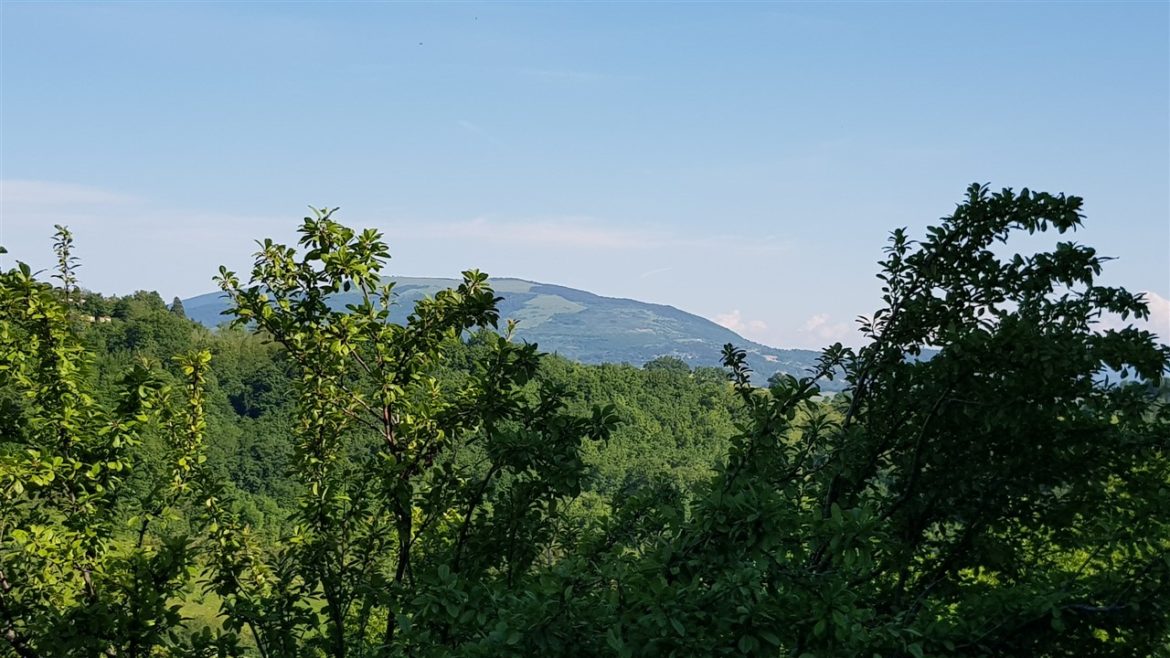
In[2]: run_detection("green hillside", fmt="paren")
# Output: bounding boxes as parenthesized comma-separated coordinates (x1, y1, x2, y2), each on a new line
(184, 276, 836, 387)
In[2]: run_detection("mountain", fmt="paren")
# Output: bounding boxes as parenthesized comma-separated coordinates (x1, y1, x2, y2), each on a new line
(183, 277, 837, 388)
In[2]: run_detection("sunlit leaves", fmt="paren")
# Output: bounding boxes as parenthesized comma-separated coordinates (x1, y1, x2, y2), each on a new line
(1, 242, 213, 657)
(210, 208, 619, 656)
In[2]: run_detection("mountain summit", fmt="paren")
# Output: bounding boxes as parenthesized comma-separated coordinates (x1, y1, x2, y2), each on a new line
(183, 276, 833, 387)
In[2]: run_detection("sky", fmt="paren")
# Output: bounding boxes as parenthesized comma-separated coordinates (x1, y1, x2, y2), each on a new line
(1, 1, 1167, 349)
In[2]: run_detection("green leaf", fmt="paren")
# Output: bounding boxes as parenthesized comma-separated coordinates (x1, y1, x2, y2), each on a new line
(606, 628, 623, 652)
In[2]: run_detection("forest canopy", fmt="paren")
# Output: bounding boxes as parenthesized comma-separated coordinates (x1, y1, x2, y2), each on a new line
(1, 184, 1168, 657)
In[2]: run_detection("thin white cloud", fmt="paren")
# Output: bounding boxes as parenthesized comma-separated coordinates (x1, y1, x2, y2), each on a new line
(383, 216, 652, 249)
(714, 309, 768, 340)
(456, 119, 502, 145)
(1093, 290, 1169, 344)
(519, 68, 639, 83)
(0, 179, 289, 297)
(0, 179, 142, 206)
(800, 313, 851, 343)
(1144, 291, 1170, 343)
(2, 180, 792, 300)
(639, 266, 673, 279)
(379, 216, 791, 255)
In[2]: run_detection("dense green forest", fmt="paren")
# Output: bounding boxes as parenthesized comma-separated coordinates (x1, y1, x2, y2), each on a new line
(2, 184, 1168, 657)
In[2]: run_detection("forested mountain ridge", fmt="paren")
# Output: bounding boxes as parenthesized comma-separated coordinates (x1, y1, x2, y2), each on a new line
(43, 287, 743, 522)
(183, 277, 836, 388)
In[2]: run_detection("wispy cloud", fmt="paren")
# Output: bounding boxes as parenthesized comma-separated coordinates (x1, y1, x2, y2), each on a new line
(518, 68, 639, 83)
(0, 179, 289, 296)
(379, 215, 791, 255)
(1144, 291, 1170, 343)
(1, 179, 793, 310)
(1097, 290, 1170, 343)
(0, 179, 142, 206)
(714, 309, 768, 340)
(1089, 290, 1168, 344)
(639, 266, 672, 279)
(382, 216, 652, 249)
(456, 119, 503, 145)
(800, 313, 851, 344)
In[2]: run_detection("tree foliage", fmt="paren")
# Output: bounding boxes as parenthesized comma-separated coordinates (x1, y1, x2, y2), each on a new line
(0, 243, 217, 656)
(568, 184, 1170, 657)
(208, 209, 618, 656)
(1, 185, 1167, 657)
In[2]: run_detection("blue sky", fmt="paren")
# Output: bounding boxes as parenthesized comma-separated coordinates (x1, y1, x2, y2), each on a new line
(2, 1, 1167, 348)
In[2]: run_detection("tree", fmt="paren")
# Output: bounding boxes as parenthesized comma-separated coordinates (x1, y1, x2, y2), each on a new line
(209, 208, 617, 656)
(572, 183, 1170, 657)
(0, 240, 224, 657)
(50, 225, 78, 309)
(643, 356, 691, 375)
(170, 297, 187, 319)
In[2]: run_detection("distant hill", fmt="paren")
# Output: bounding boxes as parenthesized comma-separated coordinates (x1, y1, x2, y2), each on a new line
(183, 277, 838, 388)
